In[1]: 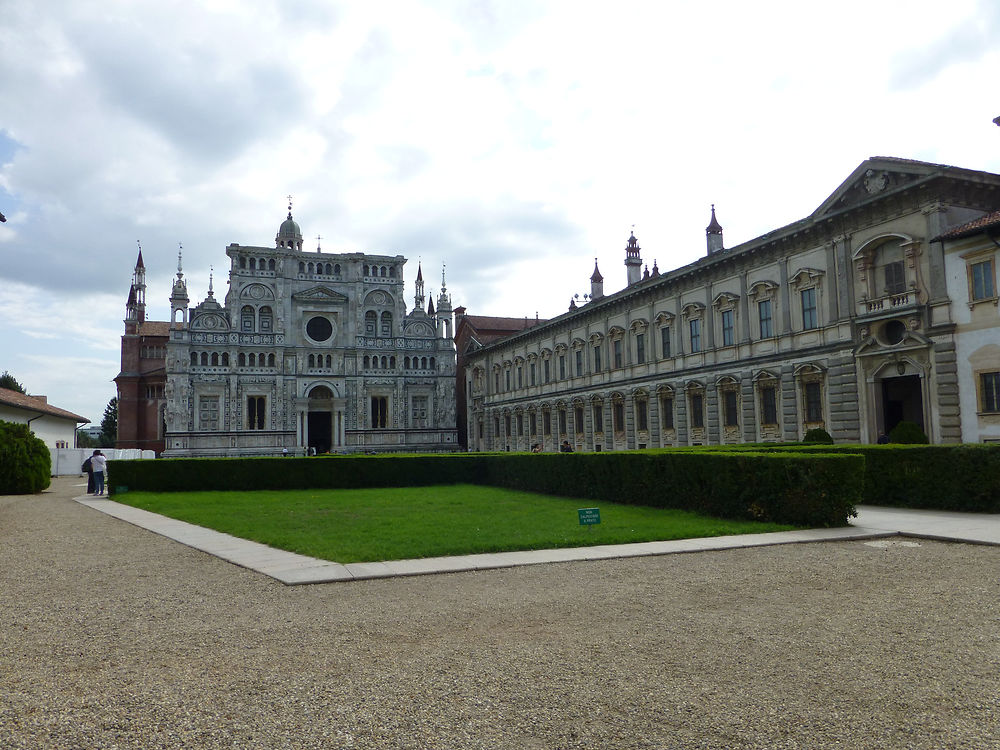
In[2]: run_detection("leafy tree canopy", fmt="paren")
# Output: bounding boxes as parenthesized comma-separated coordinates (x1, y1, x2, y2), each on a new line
(0, 371, 27, 394)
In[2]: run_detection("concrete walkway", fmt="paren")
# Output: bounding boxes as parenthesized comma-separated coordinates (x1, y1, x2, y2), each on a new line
(74, 488, 1000, 586)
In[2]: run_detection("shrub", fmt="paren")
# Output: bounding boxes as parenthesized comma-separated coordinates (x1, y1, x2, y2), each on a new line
(803, 428, 834, 444)
(0, 420, 51, 494)
(888, 420, 929, 444)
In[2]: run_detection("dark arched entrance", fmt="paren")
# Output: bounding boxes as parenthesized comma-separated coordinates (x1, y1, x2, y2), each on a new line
(307, 385, 334, 454)
(881, 375, 923, 434)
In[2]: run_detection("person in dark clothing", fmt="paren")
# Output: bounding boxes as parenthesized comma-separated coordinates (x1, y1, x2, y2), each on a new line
(560, 440, 574, 453)
(82, 455, 95, 493)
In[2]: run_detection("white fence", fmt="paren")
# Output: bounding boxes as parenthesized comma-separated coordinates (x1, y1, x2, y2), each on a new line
(52, 448, 156, 477)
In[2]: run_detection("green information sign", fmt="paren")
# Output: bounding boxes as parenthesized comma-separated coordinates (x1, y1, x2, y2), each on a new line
(578, 507, 601, 525)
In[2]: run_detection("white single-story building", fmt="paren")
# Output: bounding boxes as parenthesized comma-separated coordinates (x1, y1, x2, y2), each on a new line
(0, 386, 90, 462)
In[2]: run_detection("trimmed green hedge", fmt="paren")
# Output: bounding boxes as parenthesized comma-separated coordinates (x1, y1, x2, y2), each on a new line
(0, 420, 51, 494)
(108, 450, 860, 527)
(670, 443, 1000, 512)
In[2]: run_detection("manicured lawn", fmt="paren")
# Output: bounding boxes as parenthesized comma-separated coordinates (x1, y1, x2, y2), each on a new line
(116, 484, 799, 563)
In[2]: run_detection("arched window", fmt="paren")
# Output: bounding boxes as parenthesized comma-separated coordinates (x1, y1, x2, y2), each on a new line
(365, 310, 377, 335)
(381, 356, 388, 369)
(430, 357, 436, 370)
(381, 311, 392, 336)
(238, 353, 246, 367)
(298, 262, 305, 274)
(249, 258, 257, 270)
(309, 354, 315, 368)
(200, 352, 208, 366)
(380, 266, 387, 277)
(334, 263, 341, 275)
(389, 266, 396, 278)
(364, 265, 370, 276)
(325, 355, 331, 368)
(259, 306, 273, 333)
(239, 257, 246, 269)
(324, 263, 332, 275)
(222, 353, 230, 367)
(250, 353, 258, 367)
(190, 352, 198, 366)
(404, 357, 411, 369)
(421, 357, 427, 369)
(307, 262, 315, 274)
(211, 353, 219, 366)
(389, 356, 396, 369)
(363, 356, 370, 369)
(268, 259, 275, 271)
(241, 305, 254, 332)
(268, 354, 275, 367)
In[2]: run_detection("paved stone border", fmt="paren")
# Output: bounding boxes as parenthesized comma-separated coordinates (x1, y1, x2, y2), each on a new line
(76, 495, 909, 585)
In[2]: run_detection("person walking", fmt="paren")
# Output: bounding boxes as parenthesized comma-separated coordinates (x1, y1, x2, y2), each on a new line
(90, 450, 108, 496)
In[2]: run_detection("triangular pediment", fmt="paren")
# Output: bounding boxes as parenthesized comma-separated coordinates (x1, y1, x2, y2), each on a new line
(292, 286, 349, 304)
(812, 157, 943, 220)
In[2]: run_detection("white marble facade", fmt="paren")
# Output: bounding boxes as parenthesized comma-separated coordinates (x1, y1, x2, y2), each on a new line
(162, 208, 458, 456)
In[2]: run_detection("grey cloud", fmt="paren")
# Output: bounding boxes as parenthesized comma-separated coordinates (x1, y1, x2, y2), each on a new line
(890, 1, 1000, 89)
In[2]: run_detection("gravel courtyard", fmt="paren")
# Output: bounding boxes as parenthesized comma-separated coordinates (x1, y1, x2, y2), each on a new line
(2, 477, 998, 749)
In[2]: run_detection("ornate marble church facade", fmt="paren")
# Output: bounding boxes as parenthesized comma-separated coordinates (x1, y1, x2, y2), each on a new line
(463, 157, 1000, 450)
(116, 206, 458, 456)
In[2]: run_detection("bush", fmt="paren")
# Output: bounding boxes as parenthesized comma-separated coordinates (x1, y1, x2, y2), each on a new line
(0, 420, 51, 494)
(803, 428, 834, 444)
(888, 421, 929, 444)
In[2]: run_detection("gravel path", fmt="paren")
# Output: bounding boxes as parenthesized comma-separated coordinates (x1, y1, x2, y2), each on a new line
(2, 477, 998, 749)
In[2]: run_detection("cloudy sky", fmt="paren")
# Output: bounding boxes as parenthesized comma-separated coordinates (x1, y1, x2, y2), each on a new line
(1, 0, 998, 427)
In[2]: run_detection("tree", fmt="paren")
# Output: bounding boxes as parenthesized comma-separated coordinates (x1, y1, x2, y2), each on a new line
(0, 371, 26, 394)
(100, 396, 118, 447)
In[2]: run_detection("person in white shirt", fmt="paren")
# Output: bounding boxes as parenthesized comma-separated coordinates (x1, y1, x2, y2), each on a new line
(90, 450, 108, 495)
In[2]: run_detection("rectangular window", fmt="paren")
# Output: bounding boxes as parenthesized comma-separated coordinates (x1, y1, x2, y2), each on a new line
(593, 345, 602, 372)
(724, 391, 738, 427)
(199, 396, 219, 430)
(637, 400, 648, 431)
(505, 370, 510, 391)
(759, 300, 773, 339)
(613, 339, 623, 369)
(371, 396, 388, 428)
(660, 326, 671, 358)
(530, 363, 536, 386)
(613, 402, 624, 432)
(575, 349, 583, 376)
(247, 395, 266, 430)
(661, 397, 674, 429)
(544, 360, 550, 383)
(593, 404, 604, 433)
(517, 367, 523, 389)
(558, 409, 567, 435)
(559, 355, 566, 380)
(804, 382, 822, 422)
(636, 333, 646, 364)
(529, 413, 537, 435)
(517, 413, 524, 436)
(972, 259, 996, 301)
(885, 261, 906, 295)
(721, 310, 734, 347)
(801, 288, 818, 330)
(981, 372, 1000, 412)
(505, 415, 511, 437)
(574, 406, 584, 433)
(690, 394, 704, 428)
(543, 411, 551, 435)
(761, 386, 778, 425)
(494, 373, 500, 393)
(689, 319, 701, 353)
(411, 396, 428, 428)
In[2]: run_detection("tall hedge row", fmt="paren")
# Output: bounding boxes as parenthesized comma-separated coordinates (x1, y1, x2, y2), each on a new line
(0, 420, 51, 494)
(107, 450, 861, 526)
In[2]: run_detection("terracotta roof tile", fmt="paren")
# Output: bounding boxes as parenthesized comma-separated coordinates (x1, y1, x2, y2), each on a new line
(138, 321, 171, 336)
(934, 209, 1000, 241)
(0, 387, 89, 423)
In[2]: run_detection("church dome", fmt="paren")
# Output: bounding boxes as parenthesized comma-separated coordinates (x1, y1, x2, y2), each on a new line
(277, 212, 302, 240)
(275, 203, 303, 250)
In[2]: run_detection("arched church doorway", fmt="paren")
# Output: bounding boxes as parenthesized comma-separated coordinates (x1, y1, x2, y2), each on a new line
(881, 375, 923, 435)
(307, 385, 334, 454)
